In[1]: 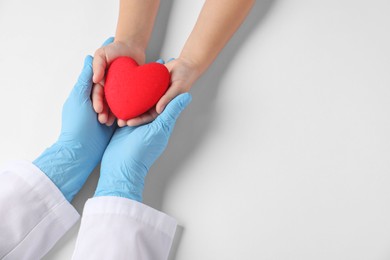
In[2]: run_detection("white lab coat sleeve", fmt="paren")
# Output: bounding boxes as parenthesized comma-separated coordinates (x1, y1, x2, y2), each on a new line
(0, 160, 80, 260)
(72, 196, 177, 260)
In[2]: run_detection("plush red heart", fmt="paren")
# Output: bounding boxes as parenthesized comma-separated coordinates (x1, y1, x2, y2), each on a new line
(104, 57, 170, 120)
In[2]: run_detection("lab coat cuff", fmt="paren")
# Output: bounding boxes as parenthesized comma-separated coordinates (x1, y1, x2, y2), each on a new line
(1, 160, 80, 259)
(84, 196, 177, 239)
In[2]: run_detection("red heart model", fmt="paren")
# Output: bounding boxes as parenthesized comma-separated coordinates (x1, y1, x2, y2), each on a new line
(104, 57, 170, 120)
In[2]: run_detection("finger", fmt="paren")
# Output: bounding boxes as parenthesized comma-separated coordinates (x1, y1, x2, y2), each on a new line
(102, 37, 114, 47)
(92, 48, 107, 84)
(92, 37, 113, 84)
(72, 55, 94, 100)
(156, 86, 183, 114)
(76, 55, 93, 87)
(126, 108, 159, 126)
(117, 119, 127, 127)
(98, 111, 108, 124)
(156, 93, 192, 126)
(98, 97, 109, 124)
(164, 60, 175, 73)
(156, 58, 165, 64)
(106, 111, 116, 126)
(92, 83, 104, 113)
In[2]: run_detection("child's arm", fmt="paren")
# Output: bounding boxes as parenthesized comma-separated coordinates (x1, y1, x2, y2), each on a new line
(92, 0, 160, 126)
(179, 0, 255, 78)
(126, 0, 255, 126)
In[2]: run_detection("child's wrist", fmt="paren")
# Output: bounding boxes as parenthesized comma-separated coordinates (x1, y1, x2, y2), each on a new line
(178, 55, 202, 80)
(114, 39, 146, 65)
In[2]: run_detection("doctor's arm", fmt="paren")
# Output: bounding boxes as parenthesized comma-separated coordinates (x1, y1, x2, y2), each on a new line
(72, 92, 192, 260)
(0, 39, 115, 259)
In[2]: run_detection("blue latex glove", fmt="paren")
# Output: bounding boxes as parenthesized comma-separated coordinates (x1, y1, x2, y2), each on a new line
(34, 38, 116, 202)
(94, 93, 192, 202)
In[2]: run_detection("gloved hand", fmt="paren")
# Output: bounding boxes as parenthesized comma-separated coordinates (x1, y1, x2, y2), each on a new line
(34, 38, 116, 202)
(94, 93, 192, 202)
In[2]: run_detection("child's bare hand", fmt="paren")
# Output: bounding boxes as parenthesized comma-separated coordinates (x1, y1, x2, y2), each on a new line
(92, 40, 145, 126)
(125, 58, 200, 127)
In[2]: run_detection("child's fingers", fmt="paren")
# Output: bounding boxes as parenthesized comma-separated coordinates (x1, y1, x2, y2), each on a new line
(164, 59, 176, 72)
(98, 110, 108, 124)
(126, 117, 145, 127)
(92, 48, 107, 83)
(126, 108, 158, 126)
(117, 119, 127, 127)
(106, 111, 116, 126)
(98, 96, 109, 124)
(92, 83, 104, 113)
(156, 86, 183, 114)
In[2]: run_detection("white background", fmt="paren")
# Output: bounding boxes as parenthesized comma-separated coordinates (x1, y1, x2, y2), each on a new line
(1, 0, 390, 259)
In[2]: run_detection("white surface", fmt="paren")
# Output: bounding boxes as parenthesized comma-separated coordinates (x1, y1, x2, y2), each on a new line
(1, 0, 390, 259)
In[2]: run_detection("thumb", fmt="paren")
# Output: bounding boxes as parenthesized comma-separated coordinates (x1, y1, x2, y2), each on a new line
(77, 55, 93, 85)
(156, 93, 192, 126)
(74, 55, 94, 96)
